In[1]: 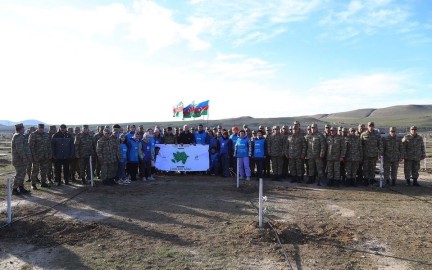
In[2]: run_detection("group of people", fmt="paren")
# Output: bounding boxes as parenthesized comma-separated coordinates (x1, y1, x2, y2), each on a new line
(10, 120, 426, 195)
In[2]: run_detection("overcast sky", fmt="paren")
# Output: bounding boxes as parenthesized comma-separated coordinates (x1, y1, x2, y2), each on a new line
(1, 0, 431, 125)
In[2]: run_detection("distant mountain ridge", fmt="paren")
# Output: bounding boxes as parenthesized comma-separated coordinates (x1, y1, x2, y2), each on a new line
(0, 104, 431, 130)
(0, 119, 46, 127)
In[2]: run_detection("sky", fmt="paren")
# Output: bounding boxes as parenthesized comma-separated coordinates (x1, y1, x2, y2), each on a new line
(1, 0, 431, 125)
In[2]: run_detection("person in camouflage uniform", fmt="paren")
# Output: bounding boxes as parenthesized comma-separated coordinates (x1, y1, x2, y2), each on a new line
(163, 127, 176, 144)
(281, 125, 290, 178)
(69, 126, 81, 181)
(325, 127, 346, 186)
(93, 126, 104, 179)
(382, 127, 403, 186)
(304, 123, 326, 185)
(284, 125, 306, 183)
(11, 123, 32, 195)
(356, 123, 366, 183)
(47, 125, 56, 182)
(24, 126, 36, 182)
(267, 125, 285, 181)
(75, 125, 94, 184)
(345, 128, 363, 186)
(28, 123, 52, 189)
(402, 126, 425, 186)
(263, 127, 272, 177)
(97, 128, 118, 185)
(360, 122, 383, 186)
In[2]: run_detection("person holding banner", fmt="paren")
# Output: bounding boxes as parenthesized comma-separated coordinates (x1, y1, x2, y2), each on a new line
(234, 130, 251, 181)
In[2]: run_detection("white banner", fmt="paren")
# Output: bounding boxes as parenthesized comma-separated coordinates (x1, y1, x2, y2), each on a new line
(155, 144, 209, 171)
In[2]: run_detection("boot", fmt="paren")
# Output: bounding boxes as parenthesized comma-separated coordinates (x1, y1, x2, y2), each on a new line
(413, 178, 420, 186)
(306, 176, 315, 184)
(297, 176, 302, 183)
(386, 179, 390, 185)
(317, 177, 322, 186)
(290, 176, 297, 183)
(391, 179, 396, 186)
(82, 177, 87, 185)
(328, 179, 333, 186)
(363, 179, 369, 186)
(12, 188, 21, 195)
(406, 179, 411, 186)
(19, 185, 31, 194)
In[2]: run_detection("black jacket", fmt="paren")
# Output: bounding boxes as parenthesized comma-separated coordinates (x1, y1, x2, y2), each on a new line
(52, 131, 74, 159)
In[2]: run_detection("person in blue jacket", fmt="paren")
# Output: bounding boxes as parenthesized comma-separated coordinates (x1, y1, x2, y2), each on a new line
(251, 130, 268, 180)
(117, 134, 130, 184)
(217, 131, 233, 177)
(127, 132, 140, 181)
(208, 146, 219, 176)
(234, 130, 251, 181)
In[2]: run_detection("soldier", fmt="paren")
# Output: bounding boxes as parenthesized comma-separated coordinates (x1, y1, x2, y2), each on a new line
(382, 127, 403, 186)
(28, 123, 52, 189)
(51, 124, 74, 185)
(75, 125, 94, 184)
(402, 126, 425, 186)
(69, 126, 81, 181)
(340, 127, 349, 184)
(93, 126, 104, 179)
(360, 122, 383, 186)
(285, 125, 306, 183)
(97, 128, 118, 185)
(345, 128, 363, 186)
(11, 123, 32, 195)
(355, 123, 366, 183)
(267, 125, 285, 181)
(304, 123, 326, 185)
(325, 127, 346, 186)
(263, 127, 272, 177)
(47, 125, 56, 183)
(281, 125, 290, 179)
(24, 126, 36, 182)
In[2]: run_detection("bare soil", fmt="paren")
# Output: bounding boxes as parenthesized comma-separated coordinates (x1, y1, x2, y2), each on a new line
(1, 170, 432, 270)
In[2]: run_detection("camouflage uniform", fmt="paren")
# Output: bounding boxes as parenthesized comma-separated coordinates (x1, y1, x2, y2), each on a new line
(267, 127, 285, 180)
(360, 123, 383, 185)
(382, 128, 403, 185)
(345, 131, 363, 185)
(47, 125, 56, 181)
(93, 127, 104, 178)
(75, 126, 94, 183)
(326, 132, 345, 185)
(304, 124, 326, 184)
(284, 131, 306, 182)
(24, 127, 35, 181)
(96, 129, 118, 184)
(402, 126, 425, 186)
(28, 127, 52, 185)
(11, 124, 32, 192)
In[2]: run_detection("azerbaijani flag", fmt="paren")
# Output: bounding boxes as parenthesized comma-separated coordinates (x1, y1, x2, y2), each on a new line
(182, 102, 195, 119)
(193, 100, 209, 117)
(173, 101, 184, 117)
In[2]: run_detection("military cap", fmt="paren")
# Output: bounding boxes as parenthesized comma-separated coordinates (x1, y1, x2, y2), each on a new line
(167, 126, 172, 131)
(82, 124, 89, 129)
(273, 125, 280, 129)
(293, 121, 300, 125)
(389, 127, 396, 132)
(15, 123, 24, 129)
(311, 123, 317, 128)
(74, 126, 81, 131)
(342, 127, 348, 132)
(103, 128, 111, 134)
(410, 126, 417, 130)
(36, 124, 43, 129)
(49, 125, 56, 129)
(325, 124, 331, 128)
(112, 124, 121, 129)
(60, 124, 67, 129)
(330, 127, 336, 131)
(349, 128, 356, 132)
(368, 121, 374, 126)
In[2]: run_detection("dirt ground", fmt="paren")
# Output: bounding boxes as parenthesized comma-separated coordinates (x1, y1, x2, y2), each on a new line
(1, 168, 432, 270)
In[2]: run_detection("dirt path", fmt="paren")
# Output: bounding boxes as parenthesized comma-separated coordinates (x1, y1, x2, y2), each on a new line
(1, 173, 432, 269)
